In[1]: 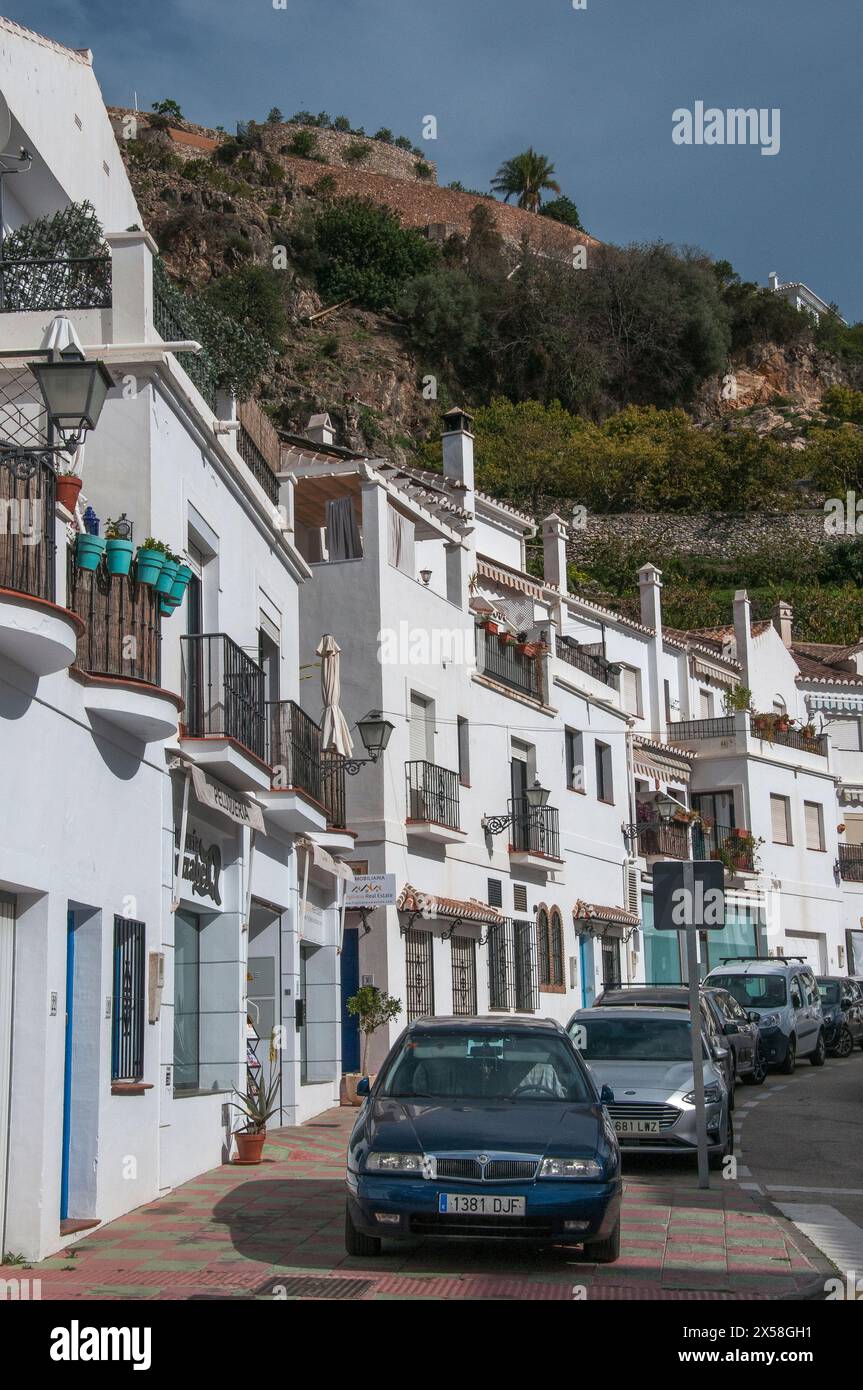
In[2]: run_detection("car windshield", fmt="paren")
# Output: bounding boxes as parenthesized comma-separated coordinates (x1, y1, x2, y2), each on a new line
(818, 981, 841, 1005)
(381, 1032, 592, 1103)
(569, 1017, 707, 1061)
(709, 973, 787, 1008)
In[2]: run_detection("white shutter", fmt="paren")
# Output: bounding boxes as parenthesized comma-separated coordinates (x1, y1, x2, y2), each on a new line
(699, 689, 713, 719)
(0, 894, 15, 1253)
(409, 694, 433, 762)
(621, 667, 640, 715)
(770, 795, 790, 843)
(845, 816, 863, 846)
(804, 802, 824, 851)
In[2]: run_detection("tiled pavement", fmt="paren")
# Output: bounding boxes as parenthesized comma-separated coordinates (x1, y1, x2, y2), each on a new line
(2, 1107, 829, 1301)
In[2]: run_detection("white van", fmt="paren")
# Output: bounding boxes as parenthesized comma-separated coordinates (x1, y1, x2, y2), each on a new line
(703, 957, 826, 1073)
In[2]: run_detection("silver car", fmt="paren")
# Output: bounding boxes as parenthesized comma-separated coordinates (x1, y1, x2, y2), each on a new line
(567, 1006, 733, 1170)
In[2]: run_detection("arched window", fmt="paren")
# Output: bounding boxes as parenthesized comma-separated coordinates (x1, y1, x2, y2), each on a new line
(537, 906, 565, 991)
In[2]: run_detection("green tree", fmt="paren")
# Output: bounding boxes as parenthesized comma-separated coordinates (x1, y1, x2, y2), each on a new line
(204, 264, 287, 351)
(151, 98, 183, 121)
(346, 987, 402, 1076)
(310, 197, 438, 310)
(491, 148, 561, 212)
(540, 195, 583, 229)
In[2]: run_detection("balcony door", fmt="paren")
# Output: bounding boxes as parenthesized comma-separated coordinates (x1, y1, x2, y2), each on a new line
(408, 694, 434, 818)
(510, 752, 529, 851)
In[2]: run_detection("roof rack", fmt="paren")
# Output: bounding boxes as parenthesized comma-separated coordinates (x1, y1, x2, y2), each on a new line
(717, 956, 764, 965)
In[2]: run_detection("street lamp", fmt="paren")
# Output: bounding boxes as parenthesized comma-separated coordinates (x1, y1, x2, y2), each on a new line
(338, 710, 395, 776)
(482, 778, 550, 836)
(29, 351, 114, 449)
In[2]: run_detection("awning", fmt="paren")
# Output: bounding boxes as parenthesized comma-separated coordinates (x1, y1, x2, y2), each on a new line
(632, 738, 694, 785)
(690, 655, 739, 689)
(297, 837, 355, 881)
(190, 764, 265, 832)
(476, 557, 544, 601)
(398, 883, 505, 926)
(573, 900, 640, 938)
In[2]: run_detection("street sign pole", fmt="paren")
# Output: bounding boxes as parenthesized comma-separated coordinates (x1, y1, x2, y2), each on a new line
(682, 864, 710, 1188)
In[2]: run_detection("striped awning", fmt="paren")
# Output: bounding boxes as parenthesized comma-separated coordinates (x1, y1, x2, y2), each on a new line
(398, 883, 505, 926)
(476, 557, 544, 601)
(690, 655, 739, 688)
(632, 738, 694, 785)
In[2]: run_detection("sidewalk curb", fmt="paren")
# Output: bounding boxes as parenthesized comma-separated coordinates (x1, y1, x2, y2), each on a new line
(743, 1185, 836, 1300)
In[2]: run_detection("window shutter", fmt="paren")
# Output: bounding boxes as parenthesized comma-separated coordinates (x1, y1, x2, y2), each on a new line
(770, 795, 790, 843)
(487, 879, 502, 908)
(513, 884, 528, 913)
(625, 863, 640, 916)
(804, 802, 823, 850)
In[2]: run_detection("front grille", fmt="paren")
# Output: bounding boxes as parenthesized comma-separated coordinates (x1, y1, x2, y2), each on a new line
(434, 1156, 539, 1183)
(606, 1103, 681, 1130)
(410, 1213, 554, 1239)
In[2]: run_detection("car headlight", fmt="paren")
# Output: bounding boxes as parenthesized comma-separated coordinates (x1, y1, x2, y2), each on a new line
(683, 1083, 723, 1105)
(538, 1157, 603, 1179)
(365, 1152, 426, 1174)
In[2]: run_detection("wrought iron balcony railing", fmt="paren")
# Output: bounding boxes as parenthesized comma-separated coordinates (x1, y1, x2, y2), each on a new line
(555, 636, 618, 688)
(508, 799, 560, 859)
(636, 820, 690, 860)
(693, 822, 754, 872)
(476, 626, 540, 699)
(838, 843, 863, 882)
(0, 255, 112, 313)
(749, 718, 828, 757)
(181, 633, 267, 762)
(670, 716, 737, 742)
(405, 760, 461, 831)
(321, 750, 347, 830)
(152, 263, 219, 412)
(70, 562, 162, 686)
(0, 452, 55, 601)
(268, 700, 348, 828)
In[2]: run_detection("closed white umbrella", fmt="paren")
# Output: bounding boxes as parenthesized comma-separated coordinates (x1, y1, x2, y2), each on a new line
(316, 634, 353, 756)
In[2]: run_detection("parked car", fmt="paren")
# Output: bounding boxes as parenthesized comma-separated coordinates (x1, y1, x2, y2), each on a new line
(816, 976, 863, 1057)
(593, 984, 739, 1102)
(704, 958, 826, 1072)
(567, 1006, 734, 1171)
(345, 1017, 623, 1261)
(703, 987, 766, 1085)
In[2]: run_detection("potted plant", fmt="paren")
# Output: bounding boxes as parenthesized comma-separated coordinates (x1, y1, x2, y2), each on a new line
(722, 685, 753, 715)
(231, 1069, 282, 1164)
(135, 537, 168, 586)
(481, 618, 499, 636)
(154, 549, 180, 596)
(344, 986, 402, 1105)
(74, 531, 107, 571)
(104, 518, 135, 577)
(168, 560, 194, 604)
(55, 471, 83, 514)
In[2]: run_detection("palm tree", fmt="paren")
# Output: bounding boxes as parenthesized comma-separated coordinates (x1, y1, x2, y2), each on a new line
(491, 148, 561, 213)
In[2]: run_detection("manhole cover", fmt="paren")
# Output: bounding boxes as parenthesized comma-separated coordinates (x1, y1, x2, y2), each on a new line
(255, 1276, 374, 1300)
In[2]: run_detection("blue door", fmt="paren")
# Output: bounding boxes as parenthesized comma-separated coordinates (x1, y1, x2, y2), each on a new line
(340, 925, 360, 1073)
(60, 911, 75, 1221)
(579, 935, 595, 1008)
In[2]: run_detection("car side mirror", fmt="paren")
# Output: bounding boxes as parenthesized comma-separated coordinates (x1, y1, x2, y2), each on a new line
(713, 1045, 730, 1061)
(723, 1022, 739, 1035)
(356, 1076, 371, 1097)
(747, 1011, 759, 1024)
(600, 1084, 614, 1105)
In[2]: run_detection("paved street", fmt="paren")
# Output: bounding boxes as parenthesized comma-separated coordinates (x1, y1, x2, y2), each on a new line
(2, 1100, 834, 1302)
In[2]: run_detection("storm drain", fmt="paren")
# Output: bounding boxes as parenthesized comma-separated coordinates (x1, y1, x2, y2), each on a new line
(254, 1275, 375, 1300)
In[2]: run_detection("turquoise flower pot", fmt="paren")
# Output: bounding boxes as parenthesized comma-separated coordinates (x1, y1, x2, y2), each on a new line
(154, 558, 179, 596)
(75, 534, 107, 572)
(169, 563, 193, 603)
(135, 548, 166, 586)
(105, 538, 135, 577)
(159, 598, 178, 617)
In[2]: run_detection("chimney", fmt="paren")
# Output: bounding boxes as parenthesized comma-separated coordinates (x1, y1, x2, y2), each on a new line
(442, 406, 475, 509)
(768, 271, 780, 292)
(772, 599, 793, 648)
(733, 589, 755, 684)
(638, 563, 665, 739)
(306, 412, 335, 447)
(542, 513, 569, 596)
(638, 563, 663, 631)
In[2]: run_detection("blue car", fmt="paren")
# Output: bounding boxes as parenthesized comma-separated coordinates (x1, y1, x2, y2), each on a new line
(345, 1016, 622, 1261)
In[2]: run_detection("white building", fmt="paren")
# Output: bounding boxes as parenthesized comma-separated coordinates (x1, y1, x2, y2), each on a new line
(767, 270, 842, 325)
(0, 20, 352, 1261)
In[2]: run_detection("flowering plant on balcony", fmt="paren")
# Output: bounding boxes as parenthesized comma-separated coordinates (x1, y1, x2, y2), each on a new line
(715, 829, 764, 874)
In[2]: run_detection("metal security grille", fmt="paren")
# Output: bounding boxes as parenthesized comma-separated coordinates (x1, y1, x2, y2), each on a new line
(488, 920, 537, 1012)
(112, 915, 145, 1082)
(601, 937, 621, 988)
(450, 936, 477, 1016)
(405, 929, 434, 1020)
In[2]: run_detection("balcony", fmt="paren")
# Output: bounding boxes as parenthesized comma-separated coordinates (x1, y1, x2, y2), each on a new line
(555, 636, 619, 689)
(507, 799, 562, 869)
(636, 820, 690, 860)
(693, 822, 755, 873)
(259, 699, 332, 834)
(749, 717, 828, 758)
(671, 716, 737, 743)
(236, 401, 280, 506)
(68, 563, 180, 743)
(476, 626, 541, 700)
(405, 760, 466, 845)
(0, 454, 81, 676)
(180, 633, 271, 790)
(152, 261, 219, 412)
(838, 844, 863, 883)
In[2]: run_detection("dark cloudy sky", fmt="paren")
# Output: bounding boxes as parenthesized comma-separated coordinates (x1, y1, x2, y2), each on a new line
(7, 0, 861, 319)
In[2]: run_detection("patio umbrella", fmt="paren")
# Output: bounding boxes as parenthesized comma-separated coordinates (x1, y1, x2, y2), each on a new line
(316, 634, 353, 756)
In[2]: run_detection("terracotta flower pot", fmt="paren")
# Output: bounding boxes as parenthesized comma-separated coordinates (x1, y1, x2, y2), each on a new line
(233, 1129, 266, 1164)
(56, 475, 83, 514)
